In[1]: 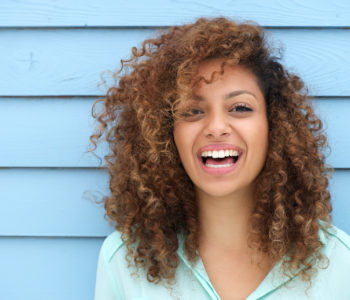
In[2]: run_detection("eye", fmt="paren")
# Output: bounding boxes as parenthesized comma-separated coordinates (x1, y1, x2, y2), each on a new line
(180, 107, 204, 118)
(229, 103, 253, 113)
(189, 108, 203, 115)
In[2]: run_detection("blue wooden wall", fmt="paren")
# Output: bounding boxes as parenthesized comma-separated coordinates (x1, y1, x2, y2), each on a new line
(1, 1, 349, 299)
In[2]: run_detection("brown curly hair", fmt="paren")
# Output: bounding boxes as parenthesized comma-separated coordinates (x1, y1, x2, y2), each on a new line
(90, 17, 332, 285)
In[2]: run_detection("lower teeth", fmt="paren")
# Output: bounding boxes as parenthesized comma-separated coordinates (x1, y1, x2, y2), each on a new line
(205, 163, 234, 168)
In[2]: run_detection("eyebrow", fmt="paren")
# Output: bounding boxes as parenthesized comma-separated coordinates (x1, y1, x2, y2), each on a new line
(192, 90, 257, 101)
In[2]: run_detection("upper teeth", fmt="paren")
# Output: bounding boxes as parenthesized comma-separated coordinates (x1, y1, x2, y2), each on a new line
(201, 149, 239, 158)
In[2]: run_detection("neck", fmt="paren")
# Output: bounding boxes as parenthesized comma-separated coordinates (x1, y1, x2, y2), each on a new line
(197, 187, 255, 252)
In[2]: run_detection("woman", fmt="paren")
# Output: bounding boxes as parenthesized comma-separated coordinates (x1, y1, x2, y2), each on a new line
(92, 17, 350, 299)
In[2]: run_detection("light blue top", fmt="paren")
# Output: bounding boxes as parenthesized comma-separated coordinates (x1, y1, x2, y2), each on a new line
(94, 223, 350, 299)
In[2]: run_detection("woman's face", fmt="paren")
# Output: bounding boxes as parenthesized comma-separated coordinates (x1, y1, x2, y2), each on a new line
(173, 59, 269, 199)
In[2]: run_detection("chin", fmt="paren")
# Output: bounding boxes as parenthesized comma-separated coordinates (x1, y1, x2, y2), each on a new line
(195, 177, 256, 199)
(197, 184, 243, 199)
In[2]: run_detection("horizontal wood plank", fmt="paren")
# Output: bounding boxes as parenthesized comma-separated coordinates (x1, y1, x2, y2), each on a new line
(1, 0, 350, 27)
(0, 168, 114, 237)
(0, 98, 348, 168)
(314, 99, 350, 169)
(0, 98, 104, 167)
(0, 29, 349, 96)
(0, 236, 103, 300)
(329, 170, 350, 235)
(0, 168, 349, 237)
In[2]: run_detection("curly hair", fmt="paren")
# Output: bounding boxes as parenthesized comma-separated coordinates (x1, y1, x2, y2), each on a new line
(90, 17, 332, 285)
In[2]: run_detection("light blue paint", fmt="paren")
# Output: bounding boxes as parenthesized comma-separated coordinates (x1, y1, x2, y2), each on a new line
(330, 170, 350, 234)
(0, 98, 106, 167)
(0, 98, 348, 167)
(0, 29, 349, 96)
(1, 0, 350, 27)
(0, 168, 348, 237)
(1, 2, 350, 300)
(0, 168, 114, 236)
(315, 99, 350, 168)
(0, 237, 103, 300)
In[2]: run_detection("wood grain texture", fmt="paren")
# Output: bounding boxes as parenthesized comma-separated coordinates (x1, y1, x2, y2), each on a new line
(314, 99, 350, 168)
(0, 98, 104, 167)
(1, 2, 349, 300)
(1, 0, 350, 27)
(0, 236, 103, 300)
(0, 168, 349, 237)
(0, 168, 113, 237)
(0, 98, 348, 168)
(0, 29, 349, 96)
(330, 170, 350, 234)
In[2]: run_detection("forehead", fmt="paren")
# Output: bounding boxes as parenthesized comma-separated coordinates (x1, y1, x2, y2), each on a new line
(192, 59, 264, 100)
(196, 59, 255, 84)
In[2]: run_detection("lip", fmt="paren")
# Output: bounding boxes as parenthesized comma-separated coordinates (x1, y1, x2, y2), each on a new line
(196, 143, 243, 175)
(197, 143, 243, 155)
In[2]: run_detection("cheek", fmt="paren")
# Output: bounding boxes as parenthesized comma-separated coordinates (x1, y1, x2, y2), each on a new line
(173, 125, 189, 158)
(252, 119, 269, 162)
(240, 117, 268, 158)
(173, 124, 199, 171)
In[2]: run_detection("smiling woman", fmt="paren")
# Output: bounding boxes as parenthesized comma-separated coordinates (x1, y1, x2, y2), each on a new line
(174, 62, 268, 202)
(91, 17, 350, 299)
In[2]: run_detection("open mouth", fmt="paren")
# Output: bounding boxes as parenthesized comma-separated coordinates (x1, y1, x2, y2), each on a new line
(201, 155, 239, 167)
(198, 149, 241, 173)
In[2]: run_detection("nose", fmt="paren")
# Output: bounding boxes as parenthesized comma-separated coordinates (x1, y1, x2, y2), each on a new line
(203, 111, 232, 138)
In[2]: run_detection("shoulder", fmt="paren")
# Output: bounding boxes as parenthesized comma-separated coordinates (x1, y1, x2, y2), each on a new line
(100, 230, 126, 263)
(317, 222, 350, 280)
(319, 221, 350, 255)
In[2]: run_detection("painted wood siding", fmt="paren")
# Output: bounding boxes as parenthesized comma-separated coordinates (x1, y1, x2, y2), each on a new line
(0, 1, 349, 299)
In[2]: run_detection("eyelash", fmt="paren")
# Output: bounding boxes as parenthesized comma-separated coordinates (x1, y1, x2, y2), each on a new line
(182, 103, 252, 116)
(188, 108, 203, 115)
(230, 103, 253, 112)
(184, 103, 253, 115)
